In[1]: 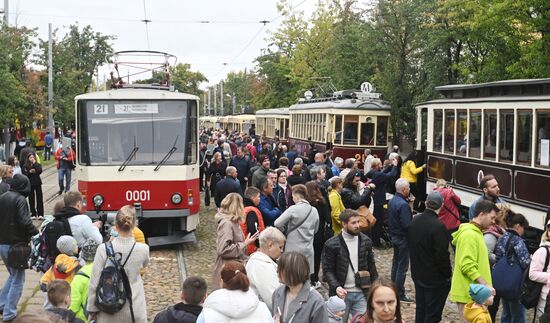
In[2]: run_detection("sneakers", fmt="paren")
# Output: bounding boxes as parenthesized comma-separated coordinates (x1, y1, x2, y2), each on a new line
(400, 295, 415, 303)
(30, 216, 37, 220)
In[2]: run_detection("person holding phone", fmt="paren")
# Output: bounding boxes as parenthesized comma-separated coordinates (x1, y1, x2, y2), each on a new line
(212, 193, 258, 291)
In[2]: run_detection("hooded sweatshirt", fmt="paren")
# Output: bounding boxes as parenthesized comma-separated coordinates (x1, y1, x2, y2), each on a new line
(0, 174, 38, 244)
(450, 223, 492, 304)
(463, 303, 491, 323)
(152, 302, 203, 323)
(55, 206, 103, 248)
(197, 288, 272, 323)
(40, 254, 80, 287)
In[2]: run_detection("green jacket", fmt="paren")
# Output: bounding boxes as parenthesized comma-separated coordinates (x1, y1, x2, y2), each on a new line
(70, 262, 93, 323)
(450, 223, 492, 304)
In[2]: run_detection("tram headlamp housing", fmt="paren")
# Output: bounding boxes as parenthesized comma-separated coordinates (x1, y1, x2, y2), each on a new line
(93, 194, 104, 208)
(171, 193, 182, 205)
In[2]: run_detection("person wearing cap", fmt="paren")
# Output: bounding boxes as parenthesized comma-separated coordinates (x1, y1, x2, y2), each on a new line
(70, 239, 99, 322)
(407, 191, 452, 323)
(464, 284, 494, 323)
(251, 155, 270, 188)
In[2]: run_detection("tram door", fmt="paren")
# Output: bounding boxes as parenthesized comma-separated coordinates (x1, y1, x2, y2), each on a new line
(417, 107, 428, 210)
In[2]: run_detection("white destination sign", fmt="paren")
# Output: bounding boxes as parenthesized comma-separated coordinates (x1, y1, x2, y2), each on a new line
(114, 103, 158, 114)
(542, 139, 550, 166)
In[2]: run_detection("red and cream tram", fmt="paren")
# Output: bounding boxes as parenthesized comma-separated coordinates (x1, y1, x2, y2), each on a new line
(416, 78, 550, 231)
(288, 85, 392, 166)
(75, 85, 200, 246)
(255, 108, 290, 142)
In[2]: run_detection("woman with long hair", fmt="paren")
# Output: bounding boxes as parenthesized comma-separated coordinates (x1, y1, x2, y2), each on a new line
(7, 155, 21, 175)
(273, 168, 293, 212)
(198, 261, 272, 322)
(274, 184, 319, 275)
(328, 177, 345, 235)
(21, 153, 43, 219)
(306, 181, 330, 287)
(495, 210, 530, 323)
(212, 193, 258, 290)
(351, 278, 403, 323)
(87, 206, 149, 323)
(272, 252, 328, 323)
(341, 171, 374, 210)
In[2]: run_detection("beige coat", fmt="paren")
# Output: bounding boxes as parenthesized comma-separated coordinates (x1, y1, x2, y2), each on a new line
(212, 212, 247, 290)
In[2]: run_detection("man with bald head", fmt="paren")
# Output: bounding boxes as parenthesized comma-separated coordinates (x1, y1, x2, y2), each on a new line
(308, 152, 334, 180)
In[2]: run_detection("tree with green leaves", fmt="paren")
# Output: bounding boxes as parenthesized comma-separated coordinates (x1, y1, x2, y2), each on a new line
(38, 24, 115, 128)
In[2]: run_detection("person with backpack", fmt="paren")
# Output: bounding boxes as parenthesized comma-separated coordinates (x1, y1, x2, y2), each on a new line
(50, 192, 102, 251)
(87, 206, 149, 323)
(0, 174, 39, 322)
(528, 219, 550, 319)
(70, 239, 99, 322)
(40, 236, 80, 296)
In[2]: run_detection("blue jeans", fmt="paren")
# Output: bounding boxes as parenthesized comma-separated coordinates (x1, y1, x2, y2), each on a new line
(391, 238, 410, 298)
(58, 167, 72, 192)
(0, 244, 26, 320)
(343, 291, 367, 322)
(501, 298, 525, 323)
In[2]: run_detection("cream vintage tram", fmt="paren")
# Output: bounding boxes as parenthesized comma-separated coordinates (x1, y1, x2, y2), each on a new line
(221, 114, 256, 134)
(416, 78, 550, 231)
(256, 108, 290, 142)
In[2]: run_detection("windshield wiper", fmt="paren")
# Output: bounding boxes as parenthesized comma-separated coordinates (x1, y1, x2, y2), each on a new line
(154, 135, 179, 171)
(118, 137, 139, 172)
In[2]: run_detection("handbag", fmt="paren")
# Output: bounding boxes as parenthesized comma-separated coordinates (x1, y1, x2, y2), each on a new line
(346, 244, 371, 289)
(520, 246, 549, 308)
(492, 237, 523, 299)
(8, 242, 31, 269)
(356, 205, 376, 232)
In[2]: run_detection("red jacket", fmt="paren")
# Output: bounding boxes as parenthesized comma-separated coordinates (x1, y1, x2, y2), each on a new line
(55, 148, 76, 169)
(434, 187, 461, 231)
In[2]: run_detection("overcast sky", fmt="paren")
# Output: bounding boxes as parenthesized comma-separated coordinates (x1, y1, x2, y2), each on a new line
(5, 0, 315, 88)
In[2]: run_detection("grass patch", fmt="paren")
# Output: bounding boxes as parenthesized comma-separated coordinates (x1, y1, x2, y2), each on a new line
(35, 150, 56, 167)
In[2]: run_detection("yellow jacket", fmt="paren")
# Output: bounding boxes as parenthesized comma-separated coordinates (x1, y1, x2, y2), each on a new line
(329, 190, 345, 236)
(400, 160, 424, 184)
(463, 302, 492, 323)
(40, 254, 80, 286)
(133, 227, 146, 244)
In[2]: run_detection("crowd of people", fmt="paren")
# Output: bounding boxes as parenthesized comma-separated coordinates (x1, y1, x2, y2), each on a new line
(2, 126, 550, 323)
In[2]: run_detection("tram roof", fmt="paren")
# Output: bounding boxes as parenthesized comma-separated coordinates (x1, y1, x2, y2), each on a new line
(255, 108, 290, 116)
(435, 78, 550, 91)
(75, 88, 200, 101)
(289, 98, 390, 111)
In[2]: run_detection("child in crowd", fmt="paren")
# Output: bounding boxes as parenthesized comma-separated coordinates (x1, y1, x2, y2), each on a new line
(40, 235, 80, 290)
(110, 205, 146, 244)
(69, 239, 99, 323)
(240, 186, 265, 255)
(326, 295, 346, 323)
(152, 276, 208, 323)
(464, 284, 494, 323)
(46, 279, 85, 323)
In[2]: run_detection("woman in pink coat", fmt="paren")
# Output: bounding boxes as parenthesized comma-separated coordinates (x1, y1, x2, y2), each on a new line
(529, 220, 550, 318)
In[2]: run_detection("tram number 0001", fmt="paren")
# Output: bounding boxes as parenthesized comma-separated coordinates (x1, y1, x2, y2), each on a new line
(125, 190, 151, 201)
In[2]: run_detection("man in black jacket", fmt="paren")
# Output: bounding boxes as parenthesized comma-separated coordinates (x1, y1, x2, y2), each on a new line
(230, 147, 251, 193)
(322, 209, 378, 322)
(214, 166, 242, 207)
(0, 174, 39, 322)
(153, 276, 207, 323)
(407, 191, 452, 323)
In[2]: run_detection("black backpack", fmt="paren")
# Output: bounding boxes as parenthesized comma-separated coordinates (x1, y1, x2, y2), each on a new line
(43, 217, 73, 261)
(520, 246, 549, 309)
(96, 241, 136, 322)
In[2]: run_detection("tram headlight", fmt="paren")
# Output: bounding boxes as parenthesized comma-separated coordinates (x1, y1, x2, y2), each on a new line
(92, 194, 104, 208)
(171, 193, 182, 205)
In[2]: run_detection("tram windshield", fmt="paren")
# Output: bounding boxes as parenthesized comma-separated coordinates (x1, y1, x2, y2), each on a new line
(78, 100, 197, 166)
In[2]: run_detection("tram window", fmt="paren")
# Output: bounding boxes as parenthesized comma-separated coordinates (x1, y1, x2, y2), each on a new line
(445, 110, 455, 154)
(376, 116, 388, 146)
(335, 115, 342, 144)
(536, 111, 550, 168)
(499, 110, 514, 163)
(343, 115, 358, 145)
(456, 110, 467, 155)
(484, 110, 497, 160)
(516, 110, 532, 165)
(186, 101, 198, 164)
(469, 110, 482, 158)
(360, 117, 375, 146)
(433, 110, 443, 152)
